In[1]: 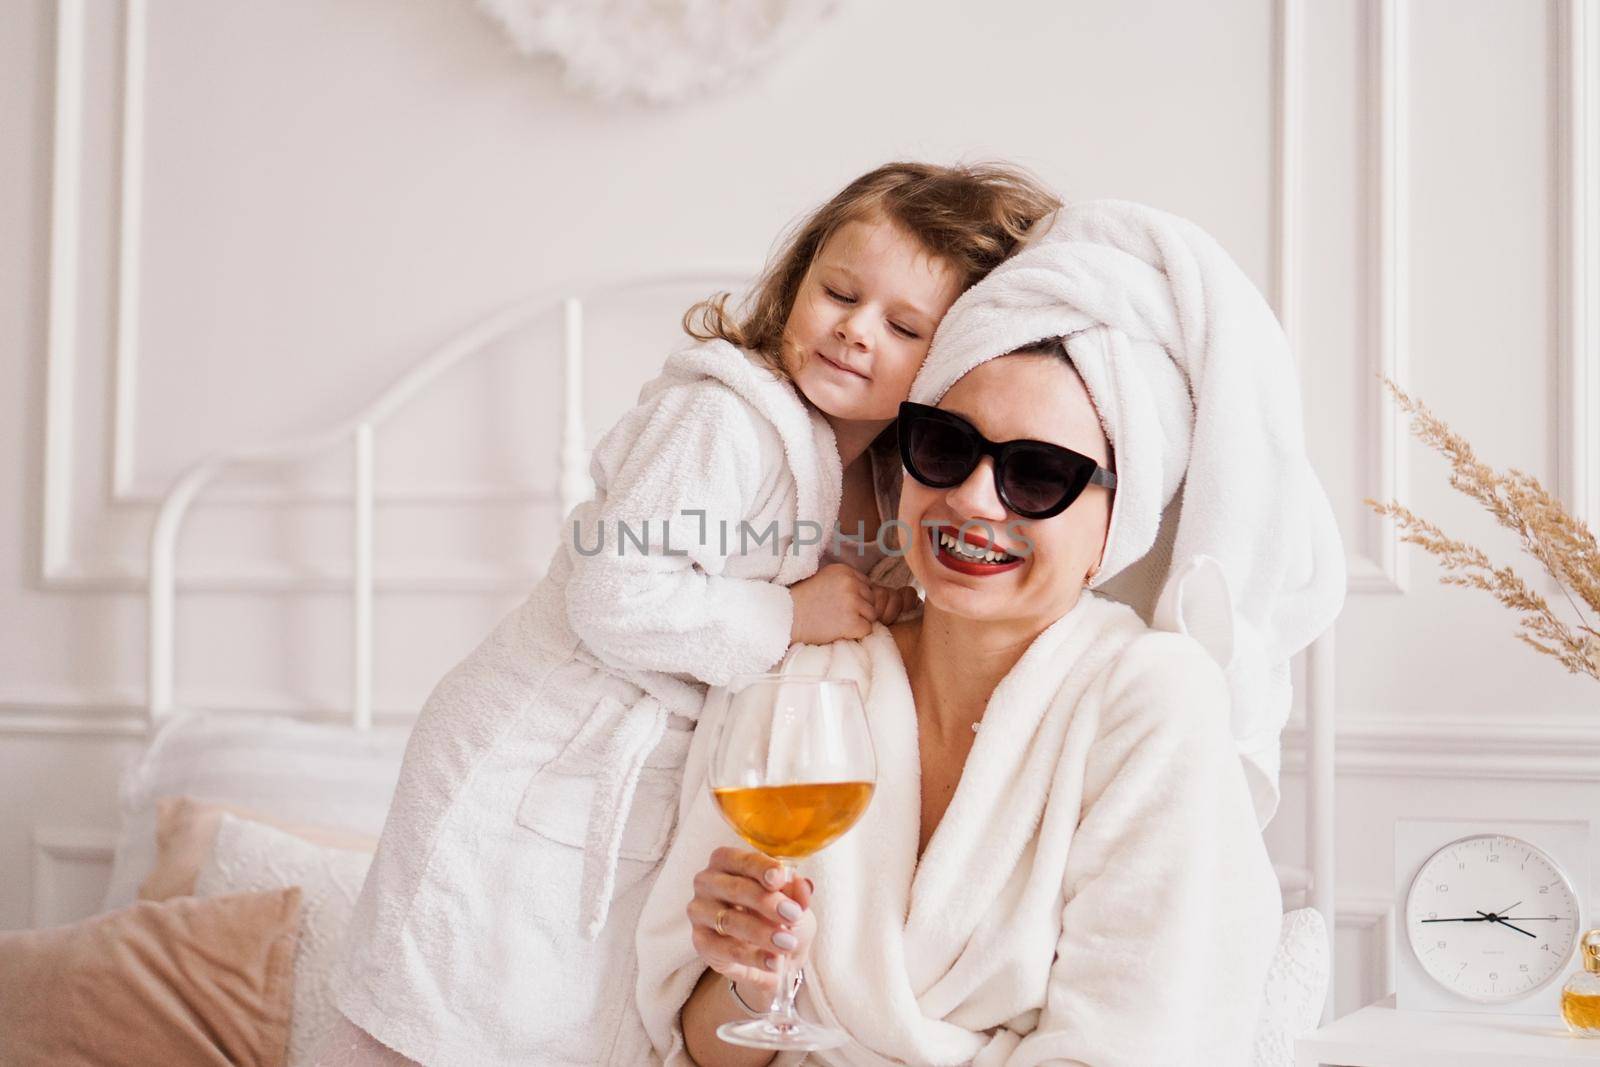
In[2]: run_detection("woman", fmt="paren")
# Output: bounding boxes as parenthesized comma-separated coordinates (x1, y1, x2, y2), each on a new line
(635, 200, 1347, 1066)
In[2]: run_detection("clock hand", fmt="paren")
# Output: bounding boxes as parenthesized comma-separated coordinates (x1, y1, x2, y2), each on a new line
(1492, 901, 1522, 916)
(1420, 916, 1492, 923)
(1476, 910, 1537, 938)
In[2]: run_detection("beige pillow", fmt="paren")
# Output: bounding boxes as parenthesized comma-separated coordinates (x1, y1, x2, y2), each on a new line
(0, 888, 302, 1067)
(140, 796, 378, 902)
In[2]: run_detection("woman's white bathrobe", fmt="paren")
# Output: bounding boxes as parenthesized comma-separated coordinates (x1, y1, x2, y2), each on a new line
(334, 339, 902, 1067)
(636, 593, 1282, 1067)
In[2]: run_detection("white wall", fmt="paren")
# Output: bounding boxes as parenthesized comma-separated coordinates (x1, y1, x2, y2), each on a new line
(2, 0, 1597, 1018)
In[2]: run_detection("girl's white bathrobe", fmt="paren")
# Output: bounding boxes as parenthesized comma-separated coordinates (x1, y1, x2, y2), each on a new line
(334, 339, 901, 1067)
(637, 593, 1283, 1067)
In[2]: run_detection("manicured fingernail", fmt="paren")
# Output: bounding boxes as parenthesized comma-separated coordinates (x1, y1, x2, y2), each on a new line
(804, 878, 815, 894)
(777, 899, 802, 922)
(763, 869, 785, 888)
(763, 954, 778, 970)
(772, 931, 799, 951)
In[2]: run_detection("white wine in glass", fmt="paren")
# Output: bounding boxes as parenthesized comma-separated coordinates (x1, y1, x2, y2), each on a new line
(708, 674, 876, 1052)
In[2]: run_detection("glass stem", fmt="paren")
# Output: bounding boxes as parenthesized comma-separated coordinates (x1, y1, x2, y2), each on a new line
(767, 861, 799, 1025)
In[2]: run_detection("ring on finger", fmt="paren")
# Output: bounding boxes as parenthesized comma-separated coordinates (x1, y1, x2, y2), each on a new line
(714, 907, 730, 937)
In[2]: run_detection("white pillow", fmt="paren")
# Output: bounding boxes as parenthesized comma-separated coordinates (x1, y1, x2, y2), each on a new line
(102, 711, 408, 910)
(197, 813, 374, 1067)
(1252, 907, 1331, 1067)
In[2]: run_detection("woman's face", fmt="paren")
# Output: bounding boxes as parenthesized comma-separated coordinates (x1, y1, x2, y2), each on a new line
(898, 354, 1114, 630)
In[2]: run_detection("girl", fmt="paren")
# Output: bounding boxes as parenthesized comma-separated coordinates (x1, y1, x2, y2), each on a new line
(325, 162, 1061, 1067)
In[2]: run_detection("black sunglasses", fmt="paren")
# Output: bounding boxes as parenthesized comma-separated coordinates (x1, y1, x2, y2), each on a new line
(897, 401, 1116, 520)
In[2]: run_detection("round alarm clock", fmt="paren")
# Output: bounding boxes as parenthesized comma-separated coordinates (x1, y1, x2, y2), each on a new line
(1404, 833, 1583, 1004)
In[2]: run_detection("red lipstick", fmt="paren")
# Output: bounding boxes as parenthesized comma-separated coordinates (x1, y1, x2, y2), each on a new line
(928, 524, 1025, 576)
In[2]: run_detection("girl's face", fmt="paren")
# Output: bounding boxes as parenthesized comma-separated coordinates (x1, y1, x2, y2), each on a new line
(784, 213, 963, 426)
(899, 354, 1114, 631)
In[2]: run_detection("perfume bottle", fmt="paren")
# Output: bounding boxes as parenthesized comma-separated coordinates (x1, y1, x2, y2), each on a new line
(1563, 929, 1600, 1036)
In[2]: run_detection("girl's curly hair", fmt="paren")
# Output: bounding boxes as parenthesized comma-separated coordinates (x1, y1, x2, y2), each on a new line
(684, 161, 1061, 381)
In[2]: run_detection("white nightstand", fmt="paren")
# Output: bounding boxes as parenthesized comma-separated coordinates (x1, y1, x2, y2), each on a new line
(1295, 996, 1600, 1066)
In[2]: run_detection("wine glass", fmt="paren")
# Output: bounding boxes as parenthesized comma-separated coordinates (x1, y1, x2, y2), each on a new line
(707, 674, 877, 1052)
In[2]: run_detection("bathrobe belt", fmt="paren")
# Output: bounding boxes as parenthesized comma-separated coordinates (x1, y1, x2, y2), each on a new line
(552, 691, 672, 939)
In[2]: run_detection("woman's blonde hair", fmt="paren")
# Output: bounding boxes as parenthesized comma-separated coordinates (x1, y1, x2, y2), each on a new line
(684, 161, 1061, 379)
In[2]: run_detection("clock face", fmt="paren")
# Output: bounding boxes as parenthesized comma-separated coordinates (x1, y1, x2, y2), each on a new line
(1405, 833, 1582, 1003)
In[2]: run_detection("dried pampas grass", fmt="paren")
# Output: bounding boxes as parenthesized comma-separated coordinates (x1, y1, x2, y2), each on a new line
(1366, 379, 1600, 681)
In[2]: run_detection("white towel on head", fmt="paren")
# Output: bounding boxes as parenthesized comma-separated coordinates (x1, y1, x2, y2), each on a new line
(909, 199, 1346, 827)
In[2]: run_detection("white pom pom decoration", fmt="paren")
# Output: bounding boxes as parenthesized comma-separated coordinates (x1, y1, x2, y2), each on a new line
(476, 0, 843, 105)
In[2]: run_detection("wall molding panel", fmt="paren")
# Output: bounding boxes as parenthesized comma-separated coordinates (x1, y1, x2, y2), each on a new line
(1281, 714, 1600, 781)
(8, 698, 1597, 785)
(41, 0, 88, 581)
(30, 827, 118, 928)
(41, 0, 151, 586)
(1560, 0, 1600, 535)
(1278, 0, 1406, 597)
(37, 560, 548, 595)
(1348, 0, 1411, 597)
(40, 0, 159, 580)
(1337, 894, 1396, 1010)
(1273, 0, 1303, 354)
(108, 0, 144, 502)
(2, 702, 147, 739)
(37, 0, 569, 592)
(0, 696, 425, 739)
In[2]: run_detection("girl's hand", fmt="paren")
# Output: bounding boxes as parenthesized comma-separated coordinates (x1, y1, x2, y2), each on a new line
(873, 584, 920, 625)
(687, 847, 816, 995)
(789, 564, 876, 644)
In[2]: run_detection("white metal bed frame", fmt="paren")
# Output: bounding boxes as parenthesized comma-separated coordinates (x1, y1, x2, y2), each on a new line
(142, 274, 1340, 1021)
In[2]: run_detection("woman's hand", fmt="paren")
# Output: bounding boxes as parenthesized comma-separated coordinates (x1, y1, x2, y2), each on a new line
(687, 847, 816, 995)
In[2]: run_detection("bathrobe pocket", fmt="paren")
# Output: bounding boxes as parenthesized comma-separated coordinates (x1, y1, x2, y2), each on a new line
(515, 697, 691, 875)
